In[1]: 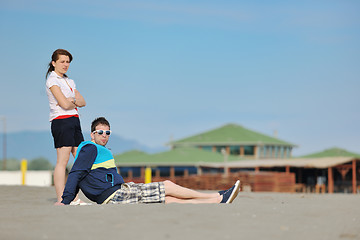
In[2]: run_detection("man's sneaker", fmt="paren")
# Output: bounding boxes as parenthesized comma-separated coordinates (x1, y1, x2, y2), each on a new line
(218, 190, 226, 195)
(220, 180, 240, 204)
(218, 180, 240, 195)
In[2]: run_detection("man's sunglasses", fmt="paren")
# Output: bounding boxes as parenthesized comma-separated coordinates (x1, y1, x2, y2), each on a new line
(93, 130, 112, 136)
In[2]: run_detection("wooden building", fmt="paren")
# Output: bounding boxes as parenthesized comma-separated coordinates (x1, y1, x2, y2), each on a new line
(200, 148, 360, 193)
(169, 123, 296, 159)
(114, 123, 359, 193)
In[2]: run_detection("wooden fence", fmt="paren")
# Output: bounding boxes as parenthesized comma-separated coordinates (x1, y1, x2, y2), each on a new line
(123, 171, 296, 192)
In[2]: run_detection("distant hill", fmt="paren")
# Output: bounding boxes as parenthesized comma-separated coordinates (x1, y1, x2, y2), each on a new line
(0, 131, 167, 165)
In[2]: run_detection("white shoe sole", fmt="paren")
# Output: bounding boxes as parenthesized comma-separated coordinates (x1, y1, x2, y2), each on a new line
(70, 199, 92, 206)
(226, 180, 240, 204)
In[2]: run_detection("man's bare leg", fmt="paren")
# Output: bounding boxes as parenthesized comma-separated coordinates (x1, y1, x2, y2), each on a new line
(163, 179, 240, 204)
(165, 195, 221, 204)
(163, 180, 220, 200)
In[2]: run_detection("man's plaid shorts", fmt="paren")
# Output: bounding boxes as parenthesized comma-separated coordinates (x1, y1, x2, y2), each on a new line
(108, 182, 165, 204)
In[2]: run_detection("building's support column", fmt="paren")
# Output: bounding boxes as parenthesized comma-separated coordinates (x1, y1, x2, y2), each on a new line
(240, 146, 244, 157)
(285, 165, 290, 174)
(226, 146, 230, 155)
(155, 169, 160, 178)
(254, 146, 258, 159)
(328, 167, 334, 193)
(352, 160, 357, 194)
(184, 169, 189, 177)
(170, 166, 175, 179)
(140, 167, 145, 178)
(197, 166, 202, 176)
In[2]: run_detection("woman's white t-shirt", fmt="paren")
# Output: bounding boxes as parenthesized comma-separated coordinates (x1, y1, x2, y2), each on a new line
(46, 71, 78, 121)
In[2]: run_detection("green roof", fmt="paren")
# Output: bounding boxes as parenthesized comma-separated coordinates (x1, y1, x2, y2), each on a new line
(114, 147, 243, 166)
(300, 147, 360, 158)
(171, 123, 295, 147)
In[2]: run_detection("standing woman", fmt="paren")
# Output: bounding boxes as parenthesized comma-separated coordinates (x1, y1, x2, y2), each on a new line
(46, 49, 86, 203)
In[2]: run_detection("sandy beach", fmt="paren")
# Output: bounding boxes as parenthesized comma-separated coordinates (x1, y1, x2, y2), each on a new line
(0, 185, 359, 240)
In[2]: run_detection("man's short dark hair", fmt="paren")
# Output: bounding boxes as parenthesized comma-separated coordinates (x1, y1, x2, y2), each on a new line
(91, 117, 110, 132)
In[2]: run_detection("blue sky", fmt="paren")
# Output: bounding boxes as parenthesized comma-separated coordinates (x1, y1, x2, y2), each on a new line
(0, 0, 359, 156)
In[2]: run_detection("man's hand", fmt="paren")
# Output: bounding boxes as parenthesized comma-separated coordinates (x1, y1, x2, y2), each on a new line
(54, 202, 65, 206)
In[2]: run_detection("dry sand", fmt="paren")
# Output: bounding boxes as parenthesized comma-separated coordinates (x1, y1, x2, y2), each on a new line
(0, 185, 359, 240)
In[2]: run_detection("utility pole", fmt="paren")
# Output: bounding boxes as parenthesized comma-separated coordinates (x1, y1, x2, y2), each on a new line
(1, 117, 6, 170)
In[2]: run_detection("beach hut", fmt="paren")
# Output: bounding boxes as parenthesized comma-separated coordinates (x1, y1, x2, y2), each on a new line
(199, 147, 360, 193)
(115, 123, 297, 177)
(169, 123, 296, 159)
(114, 124, 359, 193)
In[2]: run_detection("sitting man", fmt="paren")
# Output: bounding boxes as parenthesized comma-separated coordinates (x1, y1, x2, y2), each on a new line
(55, 117, 240, 205)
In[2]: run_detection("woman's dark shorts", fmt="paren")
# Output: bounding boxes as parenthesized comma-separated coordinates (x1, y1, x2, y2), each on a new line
(51, 117, 84, 148)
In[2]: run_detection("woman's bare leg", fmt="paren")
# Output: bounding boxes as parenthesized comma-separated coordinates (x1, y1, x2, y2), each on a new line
(54, 147, 72, 202)
(71, 146, 78, 158)
(69, 147, 84, 203)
